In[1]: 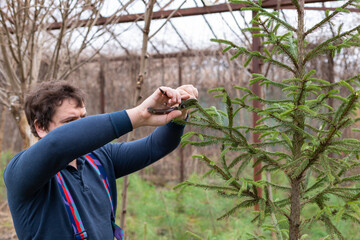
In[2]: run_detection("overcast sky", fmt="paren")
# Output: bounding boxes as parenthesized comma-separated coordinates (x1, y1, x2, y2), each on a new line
(86, 0, 358, 55)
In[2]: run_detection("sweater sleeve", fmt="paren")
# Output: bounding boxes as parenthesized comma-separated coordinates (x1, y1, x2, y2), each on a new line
(4, 110, 132, 198)
(107, 120, 185, 178)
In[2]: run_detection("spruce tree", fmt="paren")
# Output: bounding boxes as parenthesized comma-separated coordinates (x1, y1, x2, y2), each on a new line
(176, 0, 360, 239)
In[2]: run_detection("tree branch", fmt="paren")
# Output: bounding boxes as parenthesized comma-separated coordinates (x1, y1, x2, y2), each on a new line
(304, 0, 355, 37)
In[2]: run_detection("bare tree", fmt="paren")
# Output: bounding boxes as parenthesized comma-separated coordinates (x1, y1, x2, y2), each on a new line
(0, 0, 131, 148)
(120, 0, 188, 233)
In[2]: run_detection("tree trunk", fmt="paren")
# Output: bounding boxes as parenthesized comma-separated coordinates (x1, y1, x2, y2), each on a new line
(0, 106, 6, 158)
(289, 177, 302, 240)
(251, 10, 263, 210)
(11, 109, 30, 149)
(289, 0, 305, 237)
(11, 108, 37, 149)
(120, 1, 156, 235)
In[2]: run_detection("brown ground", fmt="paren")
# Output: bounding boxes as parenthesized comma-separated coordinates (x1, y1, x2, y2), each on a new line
(0, 201, 17, 240)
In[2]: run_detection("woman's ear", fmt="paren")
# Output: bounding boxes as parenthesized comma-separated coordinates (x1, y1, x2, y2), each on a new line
(34, 120, 48, 139)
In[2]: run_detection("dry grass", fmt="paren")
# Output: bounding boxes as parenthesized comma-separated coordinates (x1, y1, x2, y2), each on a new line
(0, 201, 17, 240)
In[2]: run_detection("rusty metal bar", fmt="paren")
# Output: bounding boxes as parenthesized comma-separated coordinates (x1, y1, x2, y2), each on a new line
(178, 55, 185, 183)
(283, 6, 360, 12)
(93, 49, 221, 62)
(46, 0, 340, 30)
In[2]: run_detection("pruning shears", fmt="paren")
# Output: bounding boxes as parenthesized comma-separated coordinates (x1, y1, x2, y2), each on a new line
(147, 88, 198, 115)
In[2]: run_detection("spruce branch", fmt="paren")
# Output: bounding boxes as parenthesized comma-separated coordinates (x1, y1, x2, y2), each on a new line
(340, 175, 360, 184)
(295, 94, 359, 178)
(331, 139, 360, 147)
(305, 176, 327, 194)
(334, 92, 359, 122)
(217, 199, 259, 220)
(236, 124, 283, 133)
(220, 145, 232, 177)
(304, 0, 356, 37)
(185, 133, 239, 145)
(257, 10, 296, 32)
(266, 112, 316, 141)
(307, 92, 334, 111)
(303, 187, 332, 206)
(322, 216, 346, 240)
(347, 191, 360, 202)
(231, 0, 296, 32)
(274, 197, 291, 208)
(304, 24, 360, 64)
(257, 17, 299, 70)
(194, 154, 250, 192)
(303, 122, 332, 134)
(253, 98, 293, 104)
(211, 39, 295, 73)
(295, 70, 317, 107)
(331, 187, 360, 194)
(267, 196, 291, 221)
(216, 191, 239, 199)
(250, 73, 292, 90)
(228, 153, 251, 169)
(235, 156, 252, 177)
(233, 97, 313, 137)
(302, 176, 360, 206)
(328, 192, 354, 201)
(262, 181, 291, 191)
(174, 181, 238, 192)
(343, 213, 360, 224)
(177, 119, 213, 129)
(190, 98, 252, 149)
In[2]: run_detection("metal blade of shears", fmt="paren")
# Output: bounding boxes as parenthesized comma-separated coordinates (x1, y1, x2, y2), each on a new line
(147, 98, 198, 115)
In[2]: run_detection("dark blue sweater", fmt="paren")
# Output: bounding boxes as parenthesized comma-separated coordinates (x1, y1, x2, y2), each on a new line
(4, 110, 185, 239)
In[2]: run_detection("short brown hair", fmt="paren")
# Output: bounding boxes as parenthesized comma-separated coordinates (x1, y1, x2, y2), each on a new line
(25, 81, 85, 138)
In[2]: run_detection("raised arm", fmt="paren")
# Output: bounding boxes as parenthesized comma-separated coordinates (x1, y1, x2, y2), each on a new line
(4, 84, 198, 198)
(4, 111, 132, 197)
(113, 85, 198, 177)
(109, 120, 185, 178)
